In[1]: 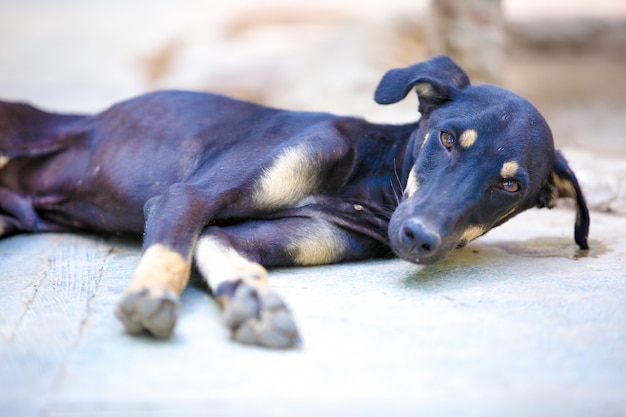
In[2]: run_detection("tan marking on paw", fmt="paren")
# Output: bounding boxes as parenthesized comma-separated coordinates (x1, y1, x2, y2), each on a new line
(500, 161, 520, 178)
(116, 244, 189, 338)
(125, 244, 191, 295)
(459, 129, 478, 148)
(254, 145, 320, 209)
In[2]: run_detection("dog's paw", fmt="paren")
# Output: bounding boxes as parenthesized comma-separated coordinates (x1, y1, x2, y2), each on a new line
(219, 283, 300, 348)
(115, 288, 179, 338)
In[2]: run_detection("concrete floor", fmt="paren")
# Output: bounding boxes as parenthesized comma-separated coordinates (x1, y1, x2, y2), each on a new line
(1, 208, 625, 417)
(1, 1, 626, 416)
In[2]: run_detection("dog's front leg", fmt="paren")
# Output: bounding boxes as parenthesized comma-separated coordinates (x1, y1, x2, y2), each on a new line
(195, 216, 374, 348)
(194, 226, 299, 348)
(115, 184, 210, 338)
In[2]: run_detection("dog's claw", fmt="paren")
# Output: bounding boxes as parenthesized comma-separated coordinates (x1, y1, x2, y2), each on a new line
(115, 288, 179, 338)
(222, 284, 300, 348)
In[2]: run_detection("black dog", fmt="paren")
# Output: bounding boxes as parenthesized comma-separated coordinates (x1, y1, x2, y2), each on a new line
(0, 56, 589, 348)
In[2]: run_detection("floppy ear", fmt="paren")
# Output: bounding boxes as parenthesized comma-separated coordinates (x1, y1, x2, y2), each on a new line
(374, 55, 470, 116)
(537, 151, 590, 250)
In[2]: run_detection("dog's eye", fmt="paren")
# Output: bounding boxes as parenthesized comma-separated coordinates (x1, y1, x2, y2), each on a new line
(500, 179, 520, 193)
(440, 131, 455, 150)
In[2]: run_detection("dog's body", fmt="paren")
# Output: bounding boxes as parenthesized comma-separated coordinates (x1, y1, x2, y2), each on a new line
(0, 56, 589, 347)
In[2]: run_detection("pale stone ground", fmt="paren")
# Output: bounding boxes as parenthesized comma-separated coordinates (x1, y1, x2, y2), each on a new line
(1, 210, 624, 417)
(1, 1, 625, 416)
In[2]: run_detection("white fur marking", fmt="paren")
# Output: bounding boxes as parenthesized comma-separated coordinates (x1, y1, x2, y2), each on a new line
(254, 145, 320, 209)
(421, 130, 431, 150)
(0, 154, 10, 170)
(405, 167, 420, 198)
(195, 236, 265, 290)
(288, 219, 348, 266)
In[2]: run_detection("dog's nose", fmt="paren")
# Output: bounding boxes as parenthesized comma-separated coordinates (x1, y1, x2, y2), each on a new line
(401, 219, 442, 258)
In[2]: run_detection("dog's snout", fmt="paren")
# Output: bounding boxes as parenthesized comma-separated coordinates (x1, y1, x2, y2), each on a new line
(401, 219, 442, 259)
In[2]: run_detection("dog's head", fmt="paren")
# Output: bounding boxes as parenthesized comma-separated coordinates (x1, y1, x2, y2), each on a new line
(375, 56, 589, 265)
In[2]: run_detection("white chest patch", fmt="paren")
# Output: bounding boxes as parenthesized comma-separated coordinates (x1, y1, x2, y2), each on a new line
(254, 144, 321, 209)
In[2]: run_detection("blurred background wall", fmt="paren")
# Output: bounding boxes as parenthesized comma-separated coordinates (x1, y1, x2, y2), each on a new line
(1, 0, 625, 152)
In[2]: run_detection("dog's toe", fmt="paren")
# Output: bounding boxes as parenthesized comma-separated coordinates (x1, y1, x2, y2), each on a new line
(234, 305, 300, 348)
(115, 288, 179, 338)
(222, 285, 300, 348)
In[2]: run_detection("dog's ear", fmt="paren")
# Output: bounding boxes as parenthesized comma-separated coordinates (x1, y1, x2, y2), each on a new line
(374, 55, 470, 116)
(536, 151, 590, 250)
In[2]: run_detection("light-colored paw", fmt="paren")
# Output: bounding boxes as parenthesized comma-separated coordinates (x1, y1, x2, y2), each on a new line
(221, 283, 300, 348)
(115, 288, 179, 338)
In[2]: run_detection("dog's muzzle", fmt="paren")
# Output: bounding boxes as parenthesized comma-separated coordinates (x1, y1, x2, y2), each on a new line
(389, 216, 454, 265)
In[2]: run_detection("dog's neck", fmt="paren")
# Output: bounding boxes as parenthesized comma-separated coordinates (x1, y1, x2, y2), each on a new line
(338, 119, 420, 211)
